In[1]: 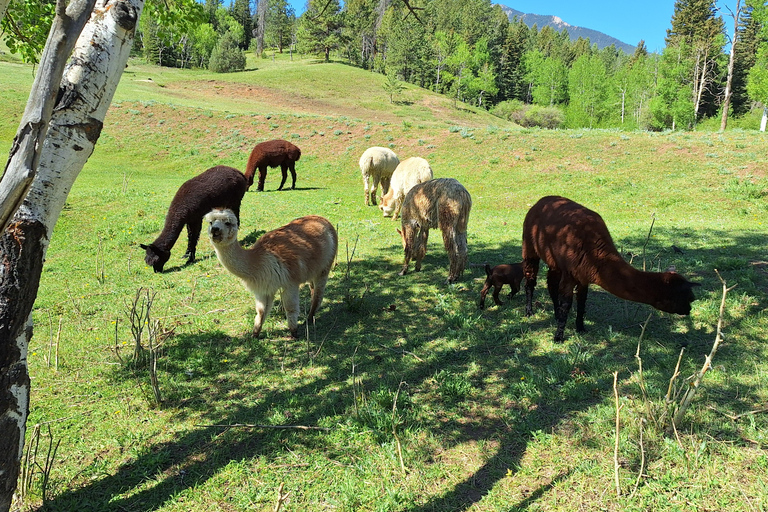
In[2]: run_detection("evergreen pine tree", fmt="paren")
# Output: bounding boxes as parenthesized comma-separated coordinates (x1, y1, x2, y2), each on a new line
(297, 0, 345, 62)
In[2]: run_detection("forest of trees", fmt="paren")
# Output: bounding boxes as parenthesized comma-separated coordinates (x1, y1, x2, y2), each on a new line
(3, 0, 768, 130)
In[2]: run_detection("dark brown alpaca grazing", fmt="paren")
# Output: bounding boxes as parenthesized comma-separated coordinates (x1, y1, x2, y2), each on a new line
(522, 196, 699, 342)
(478, 263, 524, 309)
(140, 165, 247, 273)
(245, 139, 302, 192)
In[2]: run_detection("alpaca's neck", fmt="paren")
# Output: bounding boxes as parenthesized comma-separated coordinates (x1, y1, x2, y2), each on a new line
(593, 255, 666, 307)
(212, 239, 275, 285)
(153, 215, 185, 250)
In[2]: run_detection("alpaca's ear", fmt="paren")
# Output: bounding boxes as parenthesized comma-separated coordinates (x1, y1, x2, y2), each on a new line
(139, 243, 150, 251)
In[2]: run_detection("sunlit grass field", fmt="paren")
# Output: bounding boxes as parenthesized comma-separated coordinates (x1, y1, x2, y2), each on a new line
(3, 54, 768, 511)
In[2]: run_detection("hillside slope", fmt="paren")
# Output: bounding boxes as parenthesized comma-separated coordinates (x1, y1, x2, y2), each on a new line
(113, 55, 515, 130)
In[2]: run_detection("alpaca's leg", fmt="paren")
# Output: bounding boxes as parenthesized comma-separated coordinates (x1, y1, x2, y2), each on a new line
(414, 227, 429, 272)
(364, 174, 371, 206)
(478, 280, 492, 308)
(280, 286, 301, 338)
(288, 162, 297, 189)
(257, 166, 267, 192)
(522, 257, 540, 317)
(553, 276, 577, 343)
(183, 218, 203, 264)
(380, 176, 391, 197)
(392, 197, 402, 221)
(546, 269, 561, 311)
(370, 175, 380, 205)
(446, 229, 467, 282)
(492, 284, 504, 306)
(307, 272, 330, 322)
(277, 164, 288, 190)
(399, 224, 414, 276)
(252, 293, 274, 338)
(574, 284, 589, 333)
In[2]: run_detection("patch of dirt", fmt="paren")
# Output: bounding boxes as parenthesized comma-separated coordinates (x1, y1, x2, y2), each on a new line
(164, 80, 403, 122)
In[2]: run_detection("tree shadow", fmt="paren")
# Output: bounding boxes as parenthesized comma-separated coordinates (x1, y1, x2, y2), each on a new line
(43, 227, 768, 511)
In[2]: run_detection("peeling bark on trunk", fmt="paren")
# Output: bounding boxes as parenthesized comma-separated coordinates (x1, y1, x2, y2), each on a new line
(0, 1, 144, 509)
(0, 0, 96, 233)
(0, 219, 44, 511)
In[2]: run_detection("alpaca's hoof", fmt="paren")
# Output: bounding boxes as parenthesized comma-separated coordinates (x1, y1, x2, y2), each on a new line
(399, 268, 408, 276)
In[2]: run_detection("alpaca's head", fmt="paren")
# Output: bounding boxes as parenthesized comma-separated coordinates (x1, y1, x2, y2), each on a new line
(379, 199, 395, 217)
(139, 243, 170, 273)
(205, 208, 239, 246)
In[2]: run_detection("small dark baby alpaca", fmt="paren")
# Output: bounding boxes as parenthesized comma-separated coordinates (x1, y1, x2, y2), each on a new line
(479, 263, 524, 308)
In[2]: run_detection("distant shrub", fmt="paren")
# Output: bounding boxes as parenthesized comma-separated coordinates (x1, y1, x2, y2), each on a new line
(208, 32, 245, 73)
(491, 100, 565, 129)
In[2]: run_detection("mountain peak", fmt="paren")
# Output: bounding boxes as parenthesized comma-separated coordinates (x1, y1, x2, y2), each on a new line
(499, 5, 635, 54)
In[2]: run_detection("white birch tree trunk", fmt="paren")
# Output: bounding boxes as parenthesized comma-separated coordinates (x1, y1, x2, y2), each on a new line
(0, 1, 143, 509)
(0, 0, 96, 233)
(761, 107, 768, 132)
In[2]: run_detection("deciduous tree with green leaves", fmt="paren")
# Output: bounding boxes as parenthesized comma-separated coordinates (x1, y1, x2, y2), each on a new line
(566, 53, 608, 127)
(746, 0, 768, 130)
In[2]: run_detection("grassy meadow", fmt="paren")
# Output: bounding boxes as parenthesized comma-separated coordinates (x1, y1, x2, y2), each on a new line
(3, 53, 768, 511)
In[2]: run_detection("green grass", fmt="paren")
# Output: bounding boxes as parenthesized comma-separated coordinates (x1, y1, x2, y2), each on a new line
(3, 56, 768, 511)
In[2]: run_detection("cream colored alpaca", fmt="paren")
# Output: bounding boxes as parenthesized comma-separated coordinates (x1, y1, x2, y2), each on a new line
(205, 208, 338, 338)
(379, 156, 433, 219)
(359, 146, 399, 206)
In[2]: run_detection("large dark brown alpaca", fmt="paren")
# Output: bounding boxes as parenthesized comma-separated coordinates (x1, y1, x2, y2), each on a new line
(522, 196, 699, 342)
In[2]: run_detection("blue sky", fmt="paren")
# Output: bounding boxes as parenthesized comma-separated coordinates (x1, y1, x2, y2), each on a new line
(288, 1, 739, 54)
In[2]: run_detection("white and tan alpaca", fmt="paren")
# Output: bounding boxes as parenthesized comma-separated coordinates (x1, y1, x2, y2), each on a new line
(205, 208, 338, 338)
(379, 156, 433, 220)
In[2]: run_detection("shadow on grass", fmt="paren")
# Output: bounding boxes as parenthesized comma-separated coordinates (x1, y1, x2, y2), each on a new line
(43, 228, 768, 511)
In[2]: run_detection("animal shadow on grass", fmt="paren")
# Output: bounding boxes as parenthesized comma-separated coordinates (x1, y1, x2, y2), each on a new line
(249, 186, 324, 193)
(44, 230, 767, 511)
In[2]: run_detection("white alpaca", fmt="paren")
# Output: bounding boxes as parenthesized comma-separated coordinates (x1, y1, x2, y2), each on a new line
(205, 208, 338, 338)
(379, 156, 433, 220)
(359, 146, 399, 206)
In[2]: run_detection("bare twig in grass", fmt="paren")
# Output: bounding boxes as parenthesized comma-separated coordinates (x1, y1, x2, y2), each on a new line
(96, 237, 105, 283)
(392, 381, 408, 476)
(629, 417, 646, 499)
(378, 343, 424, 362)
(54, 315, 61, 371)
(672, 270, 735, 429)
(195, 423, 331, 431)
(113, 317, 124, 364)
(634, 311, 654, 425)
(660, 347, 686, 428)
(125, 287, 157, 363)
(342, 234, 369, 312)
(311, 316, 337, 361)
(273, 482, 289, 512)
(352, 345, 360, 418)
(148, 319, 162, 406)
(44, 312, 61, 370)
(708, 405, 768, 420)
(64, 280, 83, 328)
(613, 371, 623, 497)
(19, 423, 61, 506)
